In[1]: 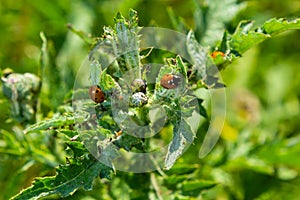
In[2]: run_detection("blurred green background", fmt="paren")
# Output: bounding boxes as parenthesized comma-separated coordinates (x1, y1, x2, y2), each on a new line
(1, 0, 300, 199)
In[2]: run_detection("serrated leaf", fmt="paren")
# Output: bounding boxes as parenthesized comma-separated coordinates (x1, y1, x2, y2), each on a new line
(187, 31, 207, 80)
(263, 18, 300, 35)
(114, 10, 141, 73)
(194, 0, 246, 46)
(24, 111, 90, 134)
(165, 118, 195, 170)
(230, 20, 270, 54)
(11, 155, 112, 200)
(230, 18, 300, 54)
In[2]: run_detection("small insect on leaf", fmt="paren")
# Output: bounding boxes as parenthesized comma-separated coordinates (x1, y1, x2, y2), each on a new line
(131, 78, 147, 93)
(89, 85, 105, 103)
(130, 92, 148, 107)
(160, 74, 181, 89)
(211, 51, 225, 58)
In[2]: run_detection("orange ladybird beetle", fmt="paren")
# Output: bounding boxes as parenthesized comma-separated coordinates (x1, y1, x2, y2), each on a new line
(89, 85, 105, 103)
(211, 51, 225, 59)
(160, 74, 181, 89)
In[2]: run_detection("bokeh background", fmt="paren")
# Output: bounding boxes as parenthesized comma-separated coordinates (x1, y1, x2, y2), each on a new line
(1, 0, 300, 199)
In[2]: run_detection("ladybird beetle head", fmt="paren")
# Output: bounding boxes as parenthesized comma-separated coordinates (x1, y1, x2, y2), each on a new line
(89, 85, 105, 103)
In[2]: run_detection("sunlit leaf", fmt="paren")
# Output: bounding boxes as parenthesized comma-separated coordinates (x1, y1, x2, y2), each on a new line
(194, 0, 246, 46)
(165, 118, 195, 170)
(24, 111, 89, 134)
(11, 155, 112, 200)
(230, 18, 300, 54)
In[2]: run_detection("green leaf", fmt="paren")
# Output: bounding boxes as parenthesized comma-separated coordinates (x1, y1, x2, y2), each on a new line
(175, 55, 188, 82)
(186, 31, 223, 88)
(181, 180, 217, 196)
(164, 174, 187, 186)
(11, 155, 112, 200)
(230, 18, 300, 54)
(39, 32, 48, 75)
(186, 31, 208, 80)
(112, 133, 143, 151)
(165, 163, 198, 175)
(89, 60, 102, 86)
(167, 7, 188, 33)
(165, 118, 195, 170)
(197, 98, 208, 118)
(194, 0, 246, 46)
(256, 136, 300, 168)
(263, 18, 300, 35)
(114, 9, 141, 73)
(99, 68, 121, 95)
(65, 141, 89, 157)
(230, 20, 270, 54)
(24, 111, 89, 134)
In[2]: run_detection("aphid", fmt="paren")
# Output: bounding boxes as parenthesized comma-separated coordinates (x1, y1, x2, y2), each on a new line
(130, 92, 148, 107)
(89, 85, 105, 103)
(211, 51, 225, 58)
(131, 78, 146, 93)
(160, 74, 181, 89)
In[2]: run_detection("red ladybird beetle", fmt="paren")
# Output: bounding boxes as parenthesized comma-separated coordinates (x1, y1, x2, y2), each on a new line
(160, 74, 181, 89)
(211, 51, 225, 58)
(89, 85, 105, 103)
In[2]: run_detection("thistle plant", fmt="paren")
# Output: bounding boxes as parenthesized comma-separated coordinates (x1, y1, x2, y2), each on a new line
(9, 2, 300, 199)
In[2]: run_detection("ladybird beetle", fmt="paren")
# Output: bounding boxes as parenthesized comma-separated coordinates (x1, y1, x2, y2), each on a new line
(211, 51, 225, 58)
(160, 74, 181, 89)
(89, 85, 105, 103)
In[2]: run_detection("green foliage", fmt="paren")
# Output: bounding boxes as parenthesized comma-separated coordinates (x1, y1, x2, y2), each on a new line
(194, 0, 246, 46)
(1, 1, 300, 200)
(230, 18, 300, 55)
(12, 155, 112, 200)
